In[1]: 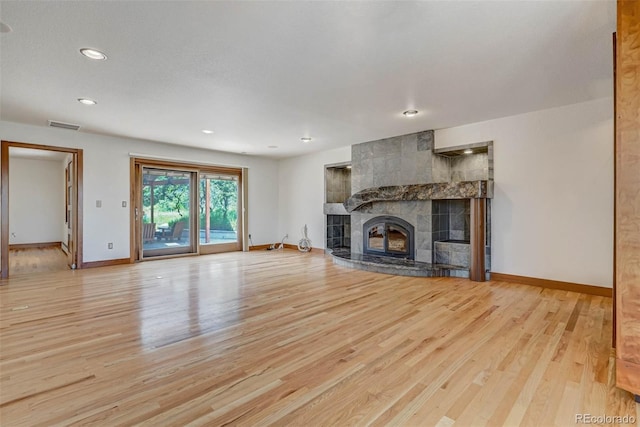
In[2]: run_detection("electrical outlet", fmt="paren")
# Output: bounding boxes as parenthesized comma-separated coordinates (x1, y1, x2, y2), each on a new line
(108, 242, 113, 249)
(96, 200, 102, 208)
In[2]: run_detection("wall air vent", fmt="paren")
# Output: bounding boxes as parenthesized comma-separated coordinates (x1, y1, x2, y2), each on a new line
(47, 120, 80, 131)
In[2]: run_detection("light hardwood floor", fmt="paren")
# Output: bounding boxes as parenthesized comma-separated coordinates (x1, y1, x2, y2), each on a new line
(0, 250, 637, 426)
(8, 246, 69, 276)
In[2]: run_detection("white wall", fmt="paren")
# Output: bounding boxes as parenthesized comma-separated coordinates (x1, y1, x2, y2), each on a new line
(9, 157, 65, 245)
(0, 121, 280, 262)
(278, 146, 351, 249)
(435, 98, 613, 287)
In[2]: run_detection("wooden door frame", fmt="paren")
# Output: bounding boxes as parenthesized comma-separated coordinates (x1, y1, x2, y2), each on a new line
(129, 157, 245, 262)
(198, 167, 243, 255)
(1, 140, 83, 279)
(132, 160, 199, 260)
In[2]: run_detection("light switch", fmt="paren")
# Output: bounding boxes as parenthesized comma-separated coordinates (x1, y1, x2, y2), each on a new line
(96, 200, 102, 208)
(122, 201, 127, 207)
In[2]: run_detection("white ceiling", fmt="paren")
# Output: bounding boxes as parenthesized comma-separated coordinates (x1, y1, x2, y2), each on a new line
(0, 1, 615, 159)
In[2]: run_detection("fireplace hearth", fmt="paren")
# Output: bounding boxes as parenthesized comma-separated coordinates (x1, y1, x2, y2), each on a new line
(363, 216, 414, 259)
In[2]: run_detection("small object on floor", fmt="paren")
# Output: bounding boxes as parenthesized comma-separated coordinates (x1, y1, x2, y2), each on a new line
(298, 224, 312, 252)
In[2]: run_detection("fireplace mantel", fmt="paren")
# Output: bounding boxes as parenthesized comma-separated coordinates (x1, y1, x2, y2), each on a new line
(343, 180, 493, 213)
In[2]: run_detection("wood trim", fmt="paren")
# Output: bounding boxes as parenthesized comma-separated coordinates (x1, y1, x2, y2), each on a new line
(249, 244, 271, 251)
(9, 242, 61, 250)
(81, 258, 131, 269)
(249, 243, 321, 253)
(491, 272, 613, 297)
(616, 359, 640, 395)
(0, 141, 79, 153)
(1, 141, 9, 279)
(613, 31, 617, 348)
(469, 198, 486, 282)
(133, 157, 241, 175)
(129, 158, 136, 263)
(242, 168, 249, 252)
(137, 252, 198, 262)
(76, 150, 83, 269)
(1, 141, 83, 278)
(615, 0, 640, 396)
(132, 157, 244, 261)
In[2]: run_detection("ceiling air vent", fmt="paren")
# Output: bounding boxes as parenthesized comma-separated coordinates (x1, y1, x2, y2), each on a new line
(48, 120, 80, 131)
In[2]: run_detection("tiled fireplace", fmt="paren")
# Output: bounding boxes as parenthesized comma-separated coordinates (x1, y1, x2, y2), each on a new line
(324, 129, 493, 281)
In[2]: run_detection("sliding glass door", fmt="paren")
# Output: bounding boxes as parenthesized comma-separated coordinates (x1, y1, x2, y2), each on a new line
(134, 160, 243, 260)
(199, 171, 242, 254)
(141, 167, 196, 258)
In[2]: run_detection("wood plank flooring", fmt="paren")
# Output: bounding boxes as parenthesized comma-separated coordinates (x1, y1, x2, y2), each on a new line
(8, 246, 69, 276)
(0, 250, 637, 426)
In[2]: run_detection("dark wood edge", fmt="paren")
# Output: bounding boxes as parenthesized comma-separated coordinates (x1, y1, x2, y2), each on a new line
(129, 158, 136, 263)
(616, 358, 640, 395)
(133, 157, 241, 175)
(76, 149, 84, 269)
(470, 199, 486, 282)
(1, 141, 9, 279)
(0, 140, 79, 153)
(81, 258, 132, 269)
(612, 31, 617, 348)
(9, 242, 62, 250)
(491, 272, 612, 297)
(249, 244, 271, 251)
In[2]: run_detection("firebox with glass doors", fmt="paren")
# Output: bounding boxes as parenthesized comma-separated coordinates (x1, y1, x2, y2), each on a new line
(362, 216, 414, 259)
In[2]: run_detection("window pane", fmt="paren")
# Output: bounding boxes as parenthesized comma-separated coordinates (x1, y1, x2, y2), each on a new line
(142, 168, 191, 253)
(199, 175, 239, 245)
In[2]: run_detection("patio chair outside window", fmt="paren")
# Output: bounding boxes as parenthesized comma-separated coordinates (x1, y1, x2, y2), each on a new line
(168, 221, 186, 242)
(143, 223, 156, 243)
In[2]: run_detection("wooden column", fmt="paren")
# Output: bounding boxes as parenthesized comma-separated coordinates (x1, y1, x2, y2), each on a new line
(615, 0, 640, 397)
(469, 198, 486, 282)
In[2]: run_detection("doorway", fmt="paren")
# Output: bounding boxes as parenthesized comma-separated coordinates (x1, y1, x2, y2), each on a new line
(1, 141, 83, 279)
(131, 158, 244, 261)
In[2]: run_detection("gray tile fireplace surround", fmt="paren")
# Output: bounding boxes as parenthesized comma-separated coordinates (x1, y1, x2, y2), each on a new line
(325, 129, 493, 279)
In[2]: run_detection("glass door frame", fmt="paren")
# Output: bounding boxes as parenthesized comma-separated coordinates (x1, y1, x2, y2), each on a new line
(198, 167, 243, 255)
(133, 160, 199, 260)
(131, 158, 244, 262)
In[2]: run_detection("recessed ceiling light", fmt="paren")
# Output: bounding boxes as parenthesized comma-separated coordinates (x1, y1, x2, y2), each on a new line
(268, 145, 278, 149)
(463, 149, 473, 154)
(77, 98, 97, 105)
(202, 129, 214, 134)
(301, 137, 312, 143)
(79, 48, 107, 60)
(403, 110, 419, 117)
